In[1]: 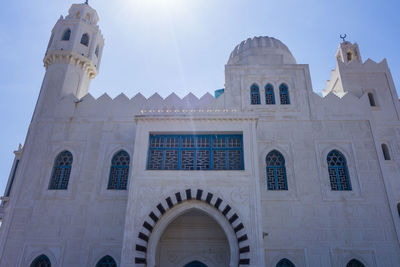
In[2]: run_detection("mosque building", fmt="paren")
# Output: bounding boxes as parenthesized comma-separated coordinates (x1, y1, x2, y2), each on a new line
(0, 2, 400, 267)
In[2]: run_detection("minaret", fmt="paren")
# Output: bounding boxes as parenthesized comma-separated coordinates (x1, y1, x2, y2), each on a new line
(35, 2, 104, 117)
(335, 40, 362, 64)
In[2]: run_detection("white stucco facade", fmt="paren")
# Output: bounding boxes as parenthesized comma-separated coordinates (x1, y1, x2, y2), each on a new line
(0, 3, 400, 267)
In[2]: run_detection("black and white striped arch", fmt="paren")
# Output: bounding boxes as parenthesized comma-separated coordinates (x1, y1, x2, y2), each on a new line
(135, 188, 250, 266)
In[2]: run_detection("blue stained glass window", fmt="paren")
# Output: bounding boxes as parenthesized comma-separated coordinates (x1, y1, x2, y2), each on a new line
(279, 83, 290, 104)
(250, 84, 261, 105)
(62, 29, 71, 41)
(276, 258, 295, 267)
(346, 259, 365, 267)
(49, 151, 73, 190)
(266, 150, 287, 190)
(96, 255, 117, 267)
(108, 150, 130, 190)
(147, 134, 244, 171)
(80, 33, 89, 46)
(327, 150, 351, 191)
(265, 83, 275, 104)
(30, 254, 51, 267)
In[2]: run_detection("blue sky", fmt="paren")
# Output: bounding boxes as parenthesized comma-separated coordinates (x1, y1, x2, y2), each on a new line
(0, 0, 399, 193)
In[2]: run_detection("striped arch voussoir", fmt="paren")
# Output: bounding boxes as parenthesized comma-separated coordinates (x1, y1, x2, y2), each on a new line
(134, 188, 250, 266)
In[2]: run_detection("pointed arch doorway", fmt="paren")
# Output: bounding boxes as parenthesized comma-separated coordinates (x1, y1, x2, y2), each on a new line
(184, 260, 208, 267)
(157, 209, 229, 267)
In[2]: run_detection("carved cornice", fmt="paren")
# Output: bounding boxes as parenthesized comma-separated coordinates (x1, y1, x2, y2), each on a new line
(135, 114, 258, 122)
(43, 50, 98, 79)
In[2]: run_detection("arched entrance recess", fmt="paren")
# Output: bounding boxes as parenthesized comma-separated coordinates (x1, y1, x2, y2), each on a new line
(134, 189, 250, 267)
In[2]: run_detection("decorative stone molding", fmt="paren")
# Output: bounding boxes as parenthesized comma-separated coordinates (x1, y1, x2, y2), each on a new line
(135, 189, 250, 266)
(43, 50, 98, 79)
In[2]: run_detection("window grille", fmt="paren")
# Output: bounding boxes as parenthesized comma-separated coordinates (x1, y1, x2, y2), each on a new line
(346, 259, 365, 267)
(276, 258, 295, 267)
(250, 84, 261, 105)
(327, 150, 351, 191)
(62, 29, 71, 41)
(279, 83, 290, 104)
(48, 151, 73, 190)
(108, 150, 130, 190)
(147, 134, 244, 170)
(266, 150, 287, 190)
(30, 255, 51, 267)
(96, 255, 117, 267)
(265, 83, 275, 104)
(80, 33, 89, 46)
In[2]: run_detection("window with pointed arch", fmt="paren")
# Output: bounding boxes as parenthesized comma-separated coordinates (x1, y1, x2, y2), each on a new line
(346, 259, 365, 267)
(250, 84, 261, 105)
(30, 254, 51, 267)
(266, 150, 288, 190)
(48, 151, 73, 190)
(80, 33, 89, 46)
(62, 29, 71, 41)
(108, 150, 130, 190)
(96, 255, 117, 267)
(327, 150, 351, 191)
(279, 83, 290, 105)
(276, 258, 295, 267)
(265, 83, 275, 104)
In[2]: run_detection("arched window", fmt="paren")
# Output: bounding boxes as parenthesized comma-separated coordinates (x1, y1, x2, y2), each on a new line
(250, 84, 260, 105)
(85, 13, 91, 21)
(96, 255, 117, 267)
(368, 92, 376, 107)
(184, 261, 208, 267)
(80, 33, 89, 47)
(346, 259, 365, 267)
(279, 83, 290, 105)
(62, 29, 71, 41)
(49, 151, 73, 190)
(95, 45, 100, 57)
(266, 150, 287, 190)
(108, 150, 130, 190)
(381, 144, 391, 160)
(276, 258, 295, 267)
(265, 83, 275, 104)
(347, 52, 353, 61)
(327, 150, 351, 191)
(76, 11, 80, 19)
(30, 254, 51, 267)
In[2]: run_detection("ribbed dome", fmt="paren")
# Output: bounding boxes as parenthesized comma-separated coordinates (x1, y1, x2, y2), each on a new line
(227, 36, 296, 65)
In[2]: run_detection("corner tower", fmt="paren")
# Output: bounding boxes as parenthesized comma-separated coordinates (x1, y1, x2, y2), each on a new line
(35, 2, 104, 117)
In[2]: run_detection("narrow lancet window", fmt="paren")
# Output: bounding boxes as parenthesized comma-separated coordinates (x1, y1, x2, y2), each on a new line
(382, 144, 391, 160)
(327, 150, 351, 191)
(62, 29, 71, 41)
(266, 150, 288, 190)
(368, 92, 376, 107)
(80, 33, 89, 46)
(95, 45, 100, 57)
(250, 84, 261, 105)
(108, 150, 130, 190)
(265, 83, 275, 104)
(48, 151, 73, 190)
(279, 83, 290, 104)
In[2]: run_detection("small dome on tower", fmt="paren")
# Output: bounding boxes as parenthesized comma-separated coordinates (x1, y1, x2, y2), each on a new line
(66, 3, 99, 25)
(227, 36, 296, 65)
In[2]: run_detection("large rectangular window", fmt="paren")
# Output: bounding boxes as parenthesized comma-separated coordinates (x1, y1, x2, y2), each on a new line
(147, 134, 244, 170)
